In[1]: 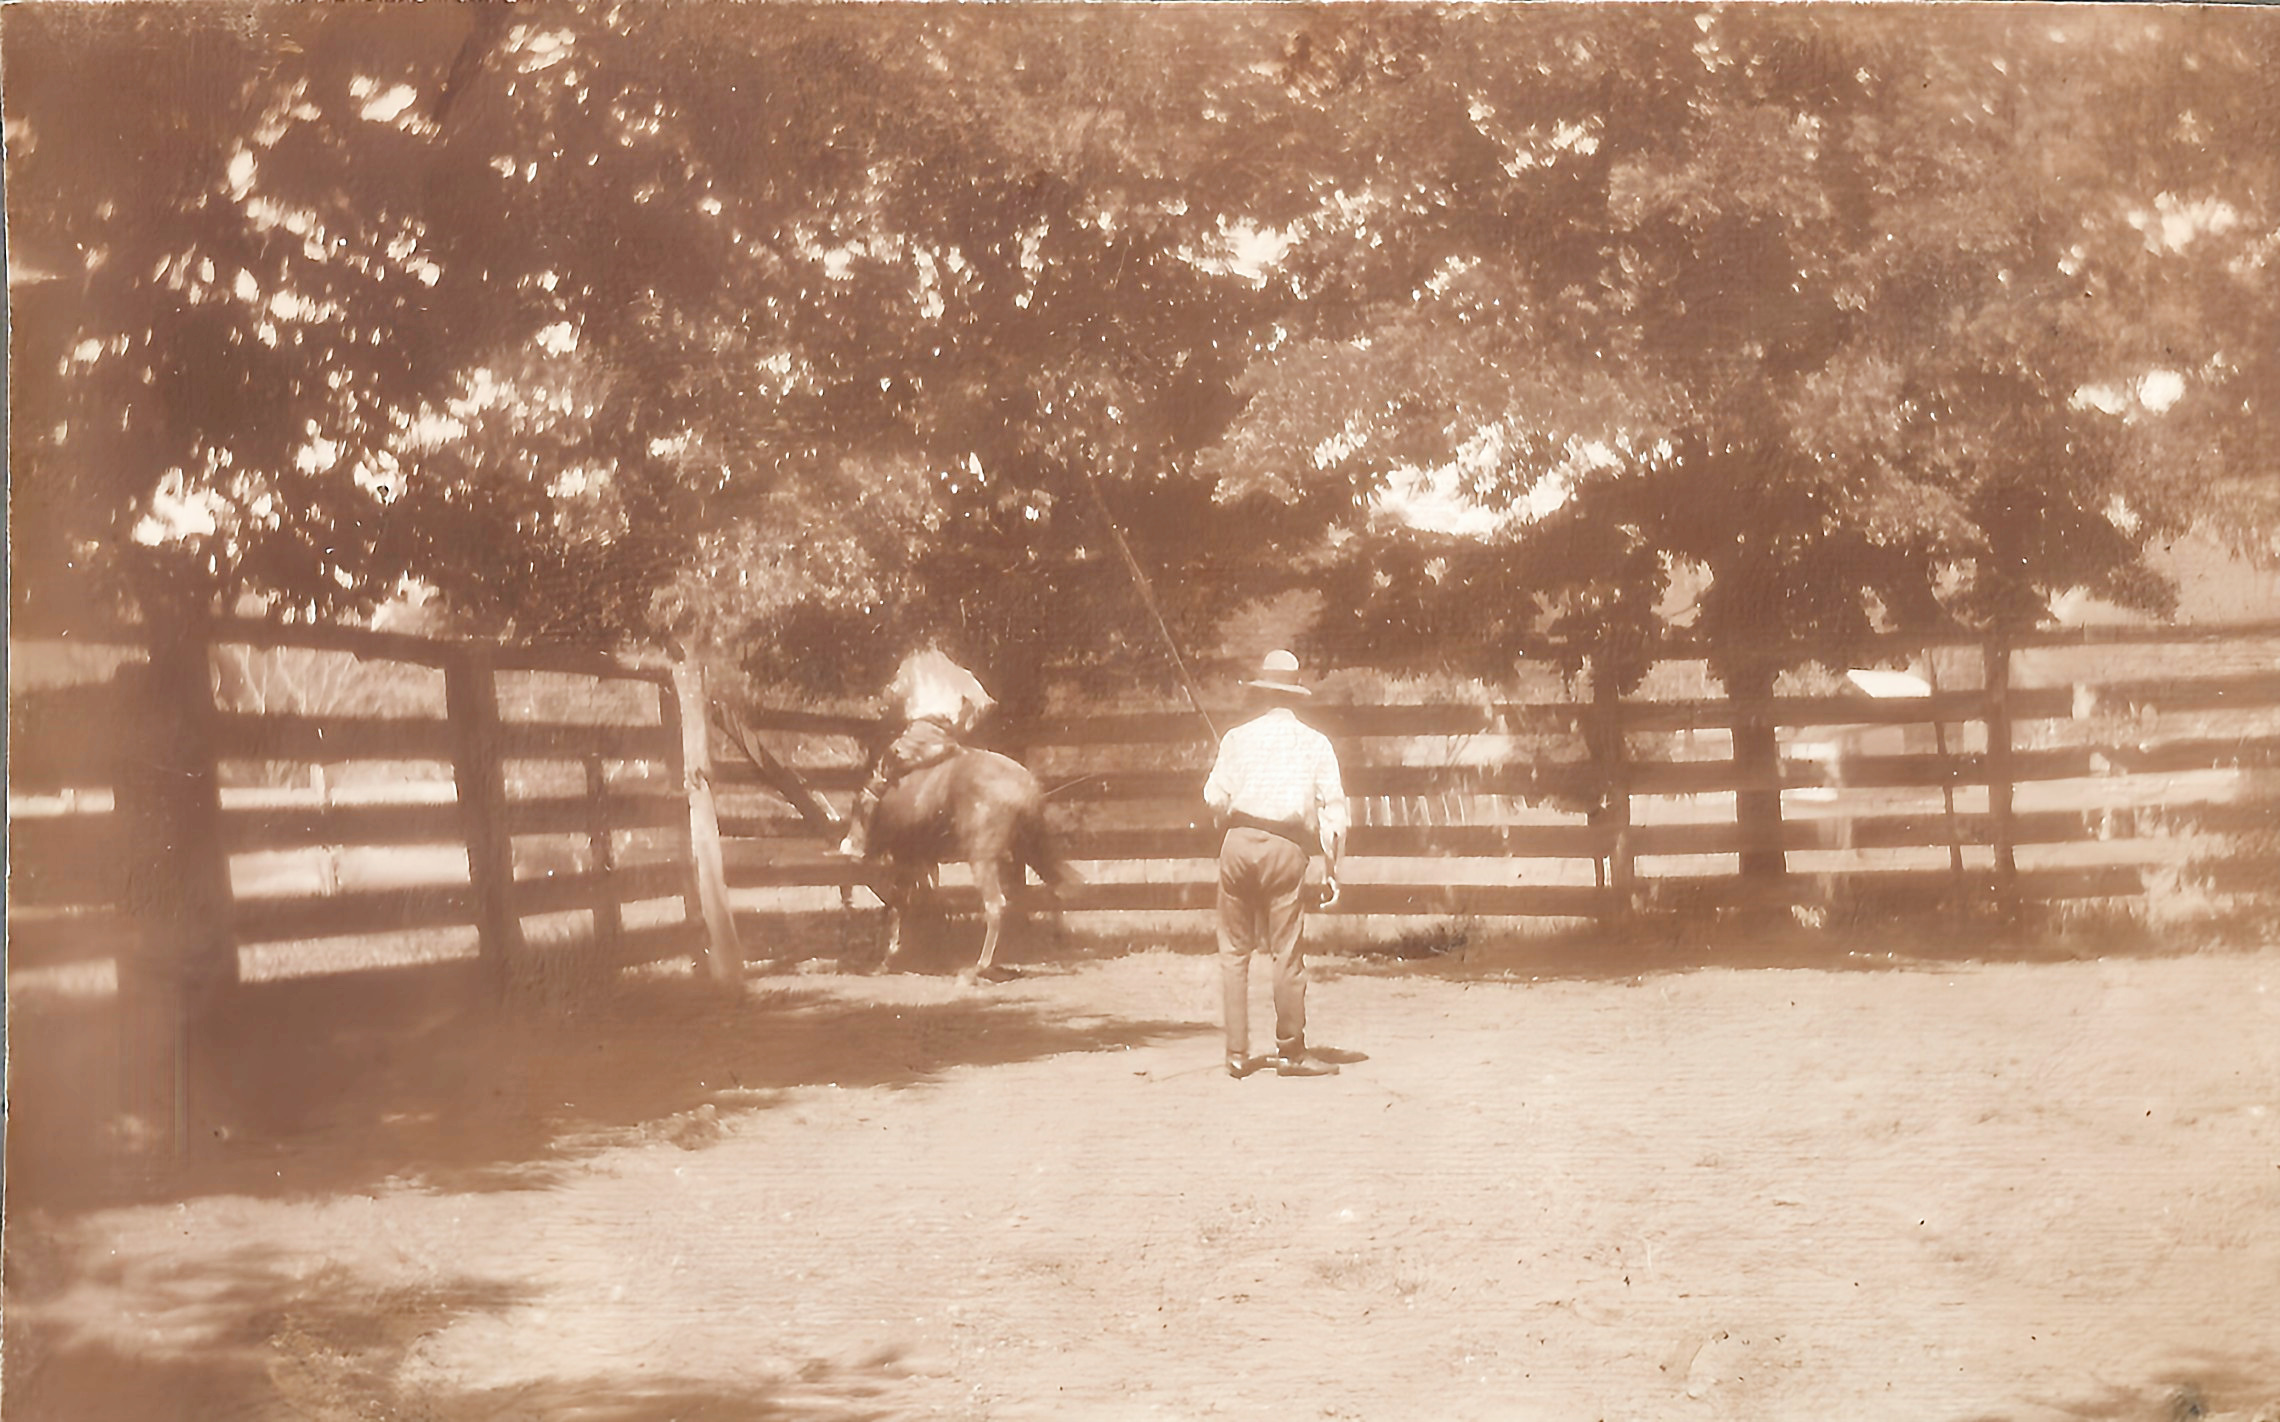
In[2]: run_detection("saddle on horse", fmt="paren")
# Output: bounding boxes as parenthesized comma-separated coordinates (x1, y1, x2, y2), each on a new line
(836, 718, 964, 858)
(837, 650, 995, 859)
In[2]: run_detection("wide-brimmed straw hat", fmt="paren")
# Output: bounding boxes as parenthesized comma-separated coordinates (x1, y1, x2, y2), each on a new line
(1242, 649, 1312, 697)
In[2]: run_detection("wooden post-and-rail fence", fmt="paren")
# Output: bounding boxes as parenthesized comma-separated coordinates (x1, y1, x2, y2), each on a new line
(708, 622, 2280, 939)
(14, 617, 2280, 1145)
(7, 617, 748, 1154)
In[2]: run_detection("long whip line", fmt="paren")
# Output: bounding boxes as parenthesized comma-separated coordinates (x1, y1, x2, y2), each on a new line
(1079, 466, 1220, 745)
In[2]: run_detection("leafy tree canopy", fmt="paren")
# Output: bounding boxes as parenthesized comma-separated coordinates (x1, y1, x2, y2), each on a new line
(1206, 5, 2279, 687)
(7, 4, 1295, 718)
(10, 3, 2277, 722)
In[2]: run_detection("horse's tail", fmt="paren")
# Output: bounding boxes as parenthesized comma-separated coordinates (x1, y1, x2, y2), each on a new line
(1019, 811, 1082, 889)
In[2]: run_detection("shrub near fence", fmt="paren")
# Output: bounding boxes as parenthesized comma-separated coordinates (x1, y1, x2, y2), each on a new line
(711, 624, 2280, 950)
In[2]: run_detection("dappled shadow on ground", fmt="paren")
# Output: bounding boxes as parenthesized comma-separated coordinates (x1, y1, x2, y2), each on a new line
(5, 952, 1203, 1213)
(781, 894, 1078, 977)
(3, 1238, 904, 1422)
(16, 888, 2268, 1212)
(1955, 1346, 2280, 1422)
(1322, 898, 2280, 985)
(730, 872, 2280, 984)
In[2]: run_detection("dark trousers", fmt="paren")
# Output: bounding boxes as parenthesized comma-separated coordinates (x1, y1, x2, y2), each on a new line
(1215, 826, 1311, 1059)
(852, 719, 960, 823)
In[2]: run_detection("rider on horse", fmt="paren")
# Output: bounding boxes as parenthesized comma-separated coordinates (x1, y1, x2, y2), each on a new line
(834, 648, 996, 859)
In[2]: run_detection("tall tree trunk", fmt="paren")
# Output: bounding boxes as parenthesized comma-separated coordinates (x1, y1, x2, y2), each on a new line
(670, 657, 746, 987)
(1587, 667, 1636, 920)
(116, 599, 237, 1158)
(1981, 637, 2019, 921)
(1723, 656, 1787, 881)
(444, 645, 524, 999)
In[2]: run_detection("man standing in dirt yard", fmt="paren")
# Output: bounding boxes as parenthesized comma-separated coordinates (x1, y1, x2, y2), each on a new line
(1204, 650, 1349, 1079)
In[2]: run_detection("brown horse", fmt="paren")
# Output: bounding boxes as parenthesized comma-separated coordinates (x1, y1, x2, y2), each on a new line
(864, 748, 1076, 980)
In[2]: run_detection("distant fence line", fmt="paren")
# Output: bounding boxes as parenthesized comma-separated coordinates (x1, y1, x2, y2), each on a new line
(19, 614, 2273, 1160)
(13, 615, 2280, 978)
(8, 615, 766, 1151)
(11, 618, 715, 973)
(712, 627, 2280, 930)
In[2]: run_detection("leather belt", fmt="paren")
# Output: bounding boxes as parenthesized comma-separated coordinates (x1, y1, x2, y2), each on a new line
(1224, 812, 1315, 855)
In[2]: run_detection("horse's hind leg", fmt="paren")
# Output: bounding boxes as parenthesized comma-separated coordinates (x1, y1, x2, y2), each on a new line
(877, 865, 940, 974)
(965, 860, 1009, 984)
(877, 901, 903, 974)
(877, 874, 916, 974)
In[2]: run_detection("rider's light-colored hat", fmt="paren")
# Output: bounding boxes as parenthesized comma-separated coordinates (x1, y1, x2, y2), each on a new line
(1243, 649, 1312, 697)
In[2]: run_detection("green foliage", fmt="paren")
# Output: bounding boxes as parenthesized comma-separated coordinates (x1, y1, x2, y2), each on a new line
(7, 4, 1288, 722)
(10, 3, 2276, 731)
(6, 4, 486, 623)
(1212, 6, 2275, 687)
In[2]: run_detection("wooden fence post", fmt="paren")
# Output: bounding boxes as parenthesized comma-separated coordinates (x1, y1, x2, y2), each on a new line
(1922, 652, 1970, 929)
(114, 622, 239, 1159)
(669, 659, 745, 986)
(584, 755, 624, 963)
(1982, 638, 2020, 920)
(444, 646, 523, 997)
(1590, 679, 1635, 924)
(658, 675, 696, 939)
(1726, 656, 1789, 888)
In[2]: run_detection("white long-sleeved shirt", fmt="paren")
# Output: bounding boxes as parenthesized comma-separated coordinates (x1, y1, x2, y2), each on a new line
(1202, 707, 1349, 859)
(888, 650, 995, 732)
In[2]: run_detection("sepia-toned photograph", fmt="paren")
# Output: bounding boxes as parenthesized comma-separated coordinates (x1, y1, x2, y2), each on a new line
(6, 3, 2278, 1418)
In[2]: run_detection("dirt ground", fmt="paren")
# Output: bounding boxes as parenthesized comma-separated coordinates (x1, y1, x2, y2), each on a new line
(6, 926, 2279, 1422)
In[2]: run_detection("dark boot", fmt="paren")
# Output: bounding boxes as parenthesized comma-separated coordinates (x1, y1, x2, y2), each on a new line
(1270, 1039, 1338, 1076)
(829, 770, 880, 861)
(834, 788, 881, 858)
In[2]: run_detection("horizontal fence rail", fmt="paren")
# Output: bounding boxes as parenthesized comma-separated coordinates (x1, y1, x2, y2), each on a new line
(8, 622, 706, 988)
(13, 619, 2280, 982)
(13, 615, 2279, 1160)
(711, 628, 2280, 936)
